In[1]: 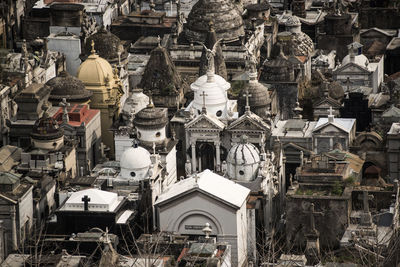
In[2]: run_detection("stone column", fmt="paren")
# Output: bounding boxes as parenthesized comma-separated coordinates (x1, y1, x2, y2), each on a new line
(191, 142, 196, 172)
(10, 206, 17, 251)
(215, 142, 221, 172)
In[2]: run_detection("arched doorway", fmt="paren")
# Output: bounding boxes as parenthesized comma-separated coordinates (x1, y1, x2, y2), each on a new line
(197, 142, 215, 171)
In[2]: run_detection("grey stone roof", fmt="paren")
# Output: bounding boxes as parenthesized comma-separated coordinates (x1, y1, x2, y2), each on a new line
(47, 71, 92, 102)
(238, 80, 271, 118)
(184, 0, 245, 43)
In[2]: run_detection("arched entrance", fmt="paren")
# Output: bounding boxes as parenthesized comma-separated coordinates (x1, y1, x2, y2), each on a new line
(197, 142, 215, 171)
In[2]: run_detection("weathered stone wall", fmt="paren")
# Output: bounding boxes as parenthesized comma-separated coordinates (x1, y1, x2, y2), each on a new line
(359, 8, 400, 29)
(285, 190, 351, 249)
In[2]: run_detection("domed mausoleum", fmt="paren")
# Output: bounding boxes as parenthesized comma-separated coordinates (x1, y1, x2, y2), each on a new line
(227, 135, 260, 181)
(119, 142, 152, 182)
(46, 71, 92, 105)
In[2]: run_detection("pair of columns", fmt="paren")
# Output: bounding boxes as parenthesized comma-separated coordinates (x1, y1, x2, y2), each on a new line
(191, 141, 221, 172)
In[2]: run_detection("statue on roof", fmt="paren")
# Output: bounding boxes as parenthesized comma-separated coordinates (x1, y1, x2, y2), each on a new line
(197, 39, 223, 74)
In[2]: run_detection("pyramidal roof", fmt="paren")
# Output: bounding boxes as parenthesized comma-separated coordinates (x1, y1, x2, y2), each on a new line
(139, 45, 187, 102)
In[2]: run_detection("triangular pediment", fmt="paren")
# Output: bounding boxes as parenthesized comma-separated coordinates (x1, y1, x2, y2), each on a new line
(313, 122, 348, 134)
(335, 62, 370, 74)
(283, 142, 312, 154)
(185, 114, 225, 130)
(313, 97, 341, 108)
(227, 113, 270, 132)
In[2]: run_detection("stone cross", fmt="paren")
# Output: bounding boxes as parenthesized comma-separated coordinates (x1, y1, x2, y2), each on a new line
(328, 106, 334, 117)
(344, 77, 353, 92)
(82, 195, 91, 211)
(243, 89, 252, 112)
(200, 91, 208, 113)
(59, 98, 70, 124)
(358, 191, 374, 213)
(308, 203, 323, 232)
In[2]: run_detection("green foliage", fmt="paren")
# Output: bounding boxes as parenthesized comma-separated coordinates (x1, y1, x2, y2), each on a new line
(332, 181, 343, 196)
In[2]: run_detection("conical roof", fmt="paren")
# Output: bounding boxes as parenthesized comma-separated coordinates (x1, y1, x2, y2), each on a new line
(199, 22, 227, 80)
(139, 45, 187, 101)
(184, 0, 244, 43)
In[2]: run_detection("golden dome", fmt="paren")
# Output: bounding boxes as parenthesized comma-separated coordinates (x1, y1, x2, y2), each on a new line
(77, 41, 114, 87)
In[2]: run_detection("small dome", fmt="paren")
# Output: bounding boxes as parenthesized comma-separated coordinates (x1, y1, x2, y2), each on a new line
(238, 80, 271, 118)
(121, 88, 149, 121)
(47, 71, 92, 102)
(227, 136, 260, 181)
(119, 144, 152, 181)
(84, 27, 127, 62)
(134, 105, 168, 130)
(284, 15, 301, 27)
(31, 114, 63, 141)
(191, 73, 230, 117)
(184, 0, 245, 43)
(342, 54, 369, 67)
(77, 46, 114, 87)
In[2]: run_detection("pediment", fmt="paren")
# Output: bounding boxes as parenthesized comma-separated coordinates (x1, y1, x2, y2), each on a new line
(185, 115, 224, 130)
(335, 63, 369, 74)
(227, 113, 270, 132)
(313, 123, 347, 134)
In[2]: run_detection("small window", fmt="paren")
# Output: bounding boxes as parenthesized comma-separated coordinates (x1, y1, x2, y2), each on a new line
(216, 110, 222, 117)
(155, 132, 161, 137)
(130, 172, 136, 177)
(239, 170, 244, 175)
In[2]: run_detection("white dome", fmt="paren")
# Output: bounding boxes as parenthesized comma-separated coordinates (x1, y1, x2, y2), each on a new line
(342, 54, 369, 67)
(227, 136, 260, 181)
(119, 145, 152, 181)
(190, 73, 230, 117)
(121, 89, 149, 120)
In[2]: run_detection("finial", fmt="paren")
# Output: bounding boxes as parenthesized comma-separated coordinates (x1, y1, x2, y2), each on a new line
(243, 88, 252, 113)
(293, 101, 303, 119)
(202, 223, 212, 238)
(328, 106, 335, 122)
(200, 91, 208, 114)
(90, 40, 96, 54)
(41, 103, 50, 118)
(59, 98, 70, 124)
(147, 91, 155, 108)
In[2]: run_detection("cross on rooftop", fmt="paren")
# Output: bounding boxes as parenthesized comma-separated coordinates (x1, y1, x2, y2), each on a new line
(243, 89, 252, 113)
(157, 35, 161, 47)
(329, 106, 334, 117)
(344, 77, 353, 92)
(82, 195, 91, 211)
(200, 91, 208, 114)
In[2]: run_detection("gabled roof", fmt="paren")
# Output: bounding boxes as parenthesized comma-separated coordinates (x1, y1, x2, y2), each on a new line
(334, 62, 370, 74)
(283, 142, 313, 154)
(360, 27, 396, 37)
(382, 105, 400, 118)
(155, 169, 250, 209)
(313, 96, 341, 108)
(185, 113, 225, 130)
(313, 118, 356, 133)
(227, 111, 270, 132)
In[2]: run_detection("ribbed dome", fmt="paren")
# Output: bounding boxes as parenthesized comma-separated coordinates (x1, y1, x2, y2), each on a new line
(47, 71, 92, 102)
(134, 105, 168, 130)
(84, 27, 127, 62)
(31, 114, 64, 141)
(77, 49, 114, 87)
(227, 136, 260, 181)
(238, 79, 271, 118)
(184, 0, 245, 43)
